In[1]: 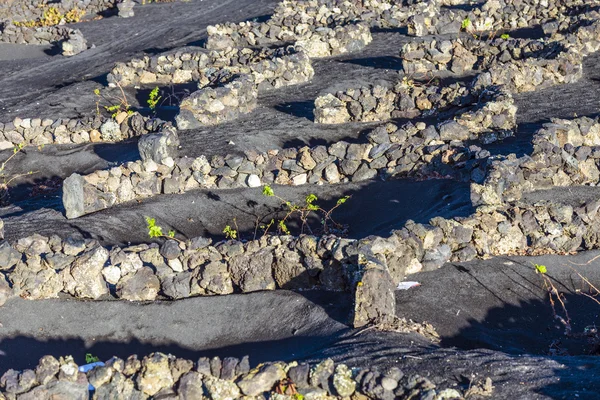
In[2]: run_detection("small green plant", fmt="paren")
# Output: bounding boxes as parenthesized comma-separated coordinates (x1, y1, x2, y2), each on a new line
(147, 87, 162, 110)
(145, 216, 182, 242)
(146, 216, 163, 238)
(256, 185, 350, 237)
(223, 224, 238, 239)
(535, 264, 547, 274)
(85, 353, 100, 364)
(500, 33, 510, 40)
(94, 83, 133, 119)
(0, 143, 37, 205)
(461, 17, 472, 31)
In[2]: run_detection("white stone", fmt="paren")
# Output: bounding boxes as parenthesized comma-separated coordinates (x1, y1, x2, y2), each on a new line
(292, 173, 308, 185)
(168, 258, 184, 273)
(247, 174, 261, 188)
(102, 265, 122, 285)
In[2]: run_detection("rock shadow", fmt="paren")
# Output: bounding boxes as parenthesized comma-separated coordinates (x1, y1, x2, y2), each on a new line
(274, 100, 315, 121)
(340, 56, 404, 71)
(440, 265, 600, 356)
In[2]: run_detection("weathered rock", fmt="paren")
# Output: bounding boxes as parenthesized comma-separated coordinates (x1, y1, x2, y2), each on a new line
(62, 246, 109, 299)
(137, 353, 174, 396)
(117, 267, 160, 301)
(237, 363, 286, 396)
(138, 130, 180, 164)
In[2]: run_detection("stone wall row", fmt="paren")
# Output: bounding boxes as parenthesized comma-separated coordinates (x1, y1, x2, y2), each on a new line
(0, 24, 87, 56)
(0, 352, 464, 399)
(313, 79, 517, 130)
(107, 45, 315, 89)
(61, 99, 505, 219)
(0, 112, 171, 149)
(0, 0, 118, 24)
(205, 0, 437, 49)
(473, 116, 600, 206)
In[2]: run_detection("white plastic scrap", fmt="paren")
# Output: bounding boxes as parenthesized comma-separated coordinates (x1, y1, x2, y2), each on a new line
(396, 281, 421, 290)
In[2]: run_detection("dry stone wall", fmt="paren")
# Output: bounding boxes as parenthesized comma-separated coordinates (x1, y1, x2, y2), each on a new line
(107, 46, 315, 90)
(0, 24, 87, 55)
(473, 117, 600, 206)
(175, 73, 259, 129)
(62, 103, 506, 219)
(0, 112, 172, 149)
(0, 0, 118, 23)
(0, 352, 463, 399)
(313, 79, 517, 134)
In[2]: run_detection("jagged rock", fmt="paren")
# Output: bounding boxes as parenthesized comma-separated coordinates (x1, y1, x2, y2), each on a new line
(138, 130, 180, 164)
(117, 0, 135, 18)
(62, 246, 109, 299)
(237, 363, 286, 396)
(117, 267, 160, 301)
(353, 255, 395, 328)
(178, 371, 204, 399)
(61, 29, 87, 56)
(0, 242, 21, 270)
(137, 353, 174, 396)
(203, 376, 241, 400)
(229, 249, 275, 292)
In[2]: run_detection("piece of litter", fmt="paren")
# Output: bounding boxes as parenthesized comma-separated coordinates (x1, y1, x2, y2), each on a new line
(396, 281, 420, 290)
(228, 140, 235, 145)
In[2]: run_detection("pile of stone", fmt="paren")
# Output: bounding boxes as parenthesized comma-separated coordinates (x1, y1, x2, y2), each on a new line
(0, 24, 87, 55)
(175, 73, 259, 128)
(313, 78, 517, 132)
(62, 105, 506, 219)
(107, 45, 315, 90)
(473, 116, 600, 206)
(0, 112, 171, 149)
(0, 353, 463, 399)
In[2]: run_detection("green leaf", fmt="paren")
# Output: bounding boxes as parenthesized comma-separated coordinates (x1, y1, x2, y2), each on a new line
(337, 195, 350, 205)
(93, 88, 101, 96)
(461, 17, 471, 30)
(500, 33, 510, 39)
(278, 220, 290, 235)
(148, 87, 161, 110)
(305, 193, 317, 204)
(146, 217, 163, 238)
(168, 230, 175, 238)
(85, 353, 100, 364)
(262, 185, 274, 197)
(535, 264, 547, 274)
(223, 225, 237, 239)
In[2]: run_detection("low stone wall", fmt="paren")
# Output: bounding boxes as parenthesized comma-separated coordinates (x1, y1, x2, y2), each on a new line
(0, 0, 118, 23)
(473, 116, 600, 206)
(175, 73, 258, 128)
(107, 46, 315, 90)
(1, 226, 398, 327)
(313, 79, 517, 131)
(467, 0, 595, 32)
(0, 24, 87, 56)
(400, 36, 576, 75)
(0, 352, 462, 399)
(0, 112, 171, 149)
(295, 22, 372, 58)
(62, 98, 510, 219)
(205, 0, 441, 49)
